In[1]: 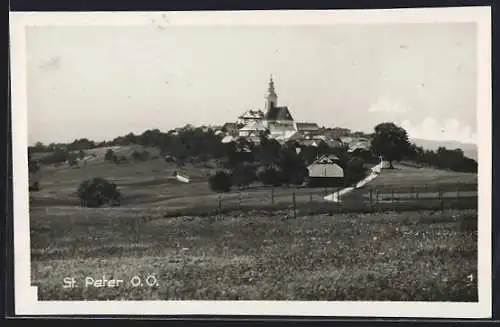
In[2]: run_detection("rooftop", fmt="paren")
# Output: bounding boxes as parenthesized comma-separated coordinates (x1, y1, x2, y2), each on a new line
(238, 109, 265, 119)
(265, 106, 294, 121)
(311, 154, 341, 165)
(296, 122, 320, 130)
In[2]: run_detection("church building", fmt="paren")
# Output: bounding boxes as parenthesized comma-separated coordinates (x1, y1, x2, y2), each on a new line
(237, 76, 298, 141)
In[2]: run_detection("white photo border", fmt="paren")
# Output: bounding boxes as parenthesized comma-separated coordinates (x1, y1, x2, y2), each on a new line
(9, 7, 492, 318)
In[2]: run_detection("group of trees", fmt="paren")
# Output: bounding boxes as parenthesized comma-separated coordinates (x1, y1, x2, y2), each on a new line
(30, 129, 227, 166)
(30, 138, 103, 153)
(103, 148, 152, 164)
(29, 147, 83, 166)
(207, 135, 372, 193)
(370, 122, 477, 173)
(112, 129, 226, 162)
(208, 140, 310, 193)
(207, 139, 374, 193)
(30, 122, 477, 179)
(406, 145, 477, 173)
(28, 122, 477, 207)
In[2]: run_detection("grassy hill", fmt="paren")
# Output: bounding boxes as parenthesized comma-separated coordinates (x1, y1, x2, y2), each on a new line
(84, 145, 161, 161)
(29, 155, 478, 301)
(31, 144, 162, 165)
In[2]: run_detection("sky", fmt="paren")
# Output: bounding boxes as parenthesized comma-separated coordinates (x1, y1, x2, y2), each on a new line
(25, 23, 477, 145)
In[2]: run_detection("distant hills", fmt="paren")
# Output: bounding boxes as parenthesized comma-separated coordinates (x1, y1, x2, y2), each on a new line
(410, 138, 478, 161)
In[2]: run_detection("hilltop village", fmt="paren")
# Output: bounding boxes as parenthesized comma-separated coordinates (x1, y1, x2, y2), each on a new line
(169, 76, 372, 153)
(28, 75, 478, 192)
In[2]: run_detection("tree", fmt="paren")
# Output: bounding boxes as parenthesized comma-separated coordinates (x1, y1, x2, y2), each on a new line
(33, 141, 46, 152)
(132, 150, 149, 161)
(68, 153, 78, 167)
(257, 166, 284, 187)
(38, 148, 70, 165)
(226, 139, 254, 168)
(370, 122, 411, 169)
(231, 164, 257, 189)
(109, 154, 128, 164)
(278, 145, 308, 186)
(104, 149, 115, 161)
(255, 138, 281, 165)
(406, 143, 425, 162)
(350, 148, 376, 164)
(343, 157, 367, 186)
(68, 138, 96, 151)
(208, 171, 232, 193)
(316, 140, 331, 157)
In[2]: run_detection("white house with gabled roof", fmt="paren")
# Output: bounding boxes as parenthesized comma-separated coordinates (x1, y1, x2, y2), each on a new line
(237, 109, 266, 126)
(238, 121, 268, 137)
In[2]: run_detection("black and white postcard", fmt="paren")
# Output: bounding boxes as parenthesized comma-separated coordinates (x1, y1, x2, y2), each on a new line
(9, 7, 492, 318)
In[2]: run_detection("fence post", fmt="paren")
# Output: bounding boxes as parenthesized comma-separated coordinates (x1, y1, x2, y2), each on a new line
(271, 187, 275, 205)
(132, 218, 140, 243)
(369, 189, 373, 211)
(391, 189, 394, 204)
(218, 194, 222, 220)
(376, 190, 379, 204)
(308, 192, 312, 215)
(238, 191, 242, 210)
(439, 189, 444, 211)
(292, 191, 297, 219)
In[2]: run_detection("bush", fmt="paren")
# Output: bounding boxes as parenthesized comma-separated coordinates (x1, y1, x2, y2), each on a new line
(257, 166, 284, 187)
(77, 177, 122, 207)
(132, 150, 150, 161)
(104, 149, 115, 161)
(350, 148, 378, 164)
(118, 154, 128, 163)
(343, 157, 367, 186)
(68, 153, 78, 166)
(279, 151, 308, 186)
(209, 170, 232, 193)
(231, 164, 257, 189)
(110, 154, 128, 164)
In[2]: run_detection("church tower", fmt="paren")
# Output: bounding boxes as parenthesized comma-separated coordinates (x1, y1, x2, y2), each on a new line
(265, 75, 278, 112)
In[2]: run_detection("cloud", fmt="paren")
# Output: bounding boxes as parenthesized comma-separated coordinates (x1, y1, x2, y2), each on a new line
(401, 117, 477, 144)
(368, 96, 411, 114)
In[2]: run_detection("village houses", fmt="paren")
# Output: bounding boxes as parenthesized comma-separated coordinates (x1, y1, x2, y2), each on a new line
(217, 76, 370, 151)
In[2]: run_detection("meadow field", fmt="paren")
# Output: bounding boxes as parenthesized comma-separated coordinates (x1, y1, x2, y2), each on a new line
(29, 156, 478, 301)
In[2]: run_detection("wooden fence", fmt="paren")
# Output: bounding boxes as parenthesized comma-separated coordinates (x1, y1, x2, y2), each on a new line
(162, 184, 478, 219)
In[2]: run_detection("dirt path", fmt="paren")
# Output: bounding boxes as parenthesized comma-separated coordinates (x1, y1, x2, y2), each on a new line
(324, 161, 385, 202)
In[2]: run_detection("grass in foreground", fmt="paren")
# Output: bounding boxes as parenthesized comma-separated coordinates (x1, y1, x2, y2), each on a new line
(31, 208, 477, 301)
